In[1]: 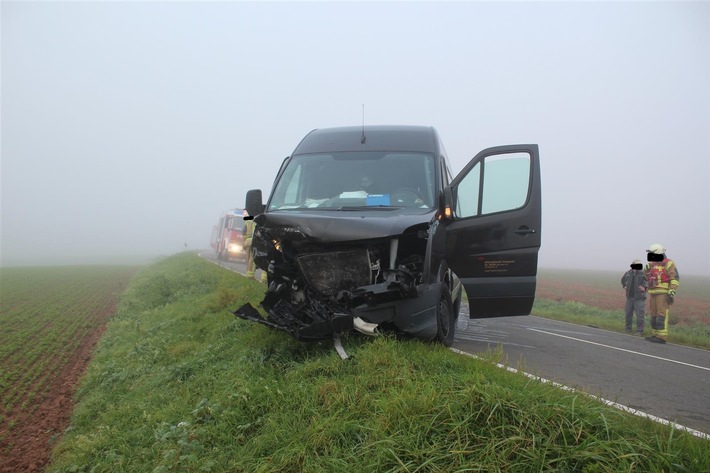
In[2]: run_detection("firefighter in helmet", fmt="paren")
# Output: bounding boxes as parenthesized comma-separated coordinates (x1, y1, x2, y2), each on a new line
(243, 210, 267, 283)
(644, 243, 679, 344)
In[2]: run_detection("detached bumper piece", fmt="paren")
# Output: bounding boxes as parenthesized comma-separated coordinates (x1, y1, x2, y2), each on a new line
(232, 299, 354, 342)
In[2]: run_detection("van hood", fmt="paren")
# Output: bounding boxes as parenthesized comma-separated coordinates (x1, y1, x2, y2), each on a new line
(255, 209, 434, 243)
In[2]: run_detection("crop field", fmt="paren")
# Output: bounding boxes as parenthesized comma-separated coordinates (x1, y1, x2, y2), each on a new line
(0, 265, 138, 473)
(536, 268, 710, 326)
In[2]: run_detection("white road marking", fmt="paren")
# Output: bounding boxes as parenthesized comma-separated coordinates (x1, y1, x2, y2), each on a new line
(450, 347, 710, 441)
(528, 328, 710, 372)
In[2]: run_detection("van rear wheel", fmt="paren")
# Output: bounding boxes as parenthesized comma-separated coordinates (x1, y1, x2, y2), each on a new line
(435, 286, 455, 347)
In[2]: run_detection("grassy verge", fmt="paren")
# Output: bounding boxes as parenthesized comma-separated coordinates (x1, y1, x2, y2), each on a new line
(48, 253, 709, 472)
(532, 299, 710, 350)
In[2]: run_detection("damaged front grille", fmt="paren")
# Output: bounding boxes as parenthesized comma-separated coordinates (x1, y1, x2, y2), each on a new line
(233, 234, 427, 342)
(296, 249, 373, 295)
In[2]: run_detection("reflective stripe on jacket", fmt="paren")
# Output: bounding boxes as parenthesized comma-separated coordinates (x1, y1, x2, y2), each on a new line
(645, 259, 679, 294)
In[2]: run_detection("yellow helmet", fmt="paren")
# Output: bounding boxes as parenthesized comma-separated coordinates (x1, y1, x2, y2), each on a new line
(647, 243, 666, 255)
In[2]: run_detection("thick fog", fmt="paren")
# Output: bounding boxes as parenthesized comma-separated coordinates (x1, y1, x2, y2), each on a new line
(2, 2, 708, 277)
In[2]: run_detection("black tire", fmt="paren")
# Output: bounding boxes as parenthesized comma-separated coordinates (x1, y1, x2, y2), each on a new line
(435, 285, 455, 347)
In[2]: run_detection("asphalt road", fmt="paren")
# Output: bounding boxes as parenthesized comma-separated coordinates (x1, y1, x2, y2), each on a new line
(453, 309, 710, 438)
(200, 250, 266, 281)
(200, 250, 710, 439)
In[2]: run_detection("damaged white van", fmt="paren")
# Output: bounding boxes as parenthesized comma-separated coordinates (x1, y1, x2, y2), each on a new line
(234, 125, 541, 346)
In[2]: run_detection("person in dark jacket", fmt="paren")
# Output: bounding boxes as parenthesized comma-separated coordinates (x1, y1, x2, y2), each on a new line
(621, 258, 647, 335)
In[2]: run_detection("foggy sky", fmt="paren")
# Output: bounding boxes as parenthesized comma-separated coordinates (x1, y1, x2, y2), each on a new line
(2, 1, 709, 277)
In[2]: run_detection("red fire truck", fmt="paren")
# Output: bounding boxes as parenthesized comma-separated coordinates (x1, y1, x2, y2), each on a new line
(210, 208, 246, 261)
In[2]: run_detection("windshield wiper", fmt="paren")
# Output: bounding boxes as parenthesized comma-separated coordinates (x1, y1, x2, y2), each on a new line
(334, 205, 403, 211)
(271, 205, 404, 212)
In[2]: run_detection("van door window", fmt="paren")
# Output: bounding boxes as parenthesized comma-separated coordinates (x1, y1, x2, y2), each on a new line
(481, 154, 530, 214)
(455, 153, 531, 218)
(456, 163, 480, 218)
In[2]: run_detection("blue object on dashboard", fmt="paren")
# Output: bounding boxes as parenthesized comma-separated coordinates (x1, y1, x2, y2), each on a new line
(367, 194, 390, 206)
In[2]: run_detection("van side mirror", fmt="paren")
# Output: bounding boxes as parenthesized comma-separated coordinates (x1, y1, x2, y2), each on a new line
(245, 189, 264, 217)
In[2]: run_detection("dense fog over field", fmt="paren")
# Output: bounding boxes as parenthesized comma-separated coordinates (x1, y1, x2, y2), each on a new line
(2, 2, 708, 276)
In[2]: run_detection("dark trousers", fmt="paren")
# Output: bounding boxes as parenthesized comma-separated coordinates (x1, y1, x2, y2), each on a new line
(625, 298, 645, 333)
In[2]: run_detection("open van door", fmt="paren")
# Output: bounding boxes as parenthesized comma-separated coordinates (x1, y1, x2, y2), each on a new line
(443, 144, 541, 318)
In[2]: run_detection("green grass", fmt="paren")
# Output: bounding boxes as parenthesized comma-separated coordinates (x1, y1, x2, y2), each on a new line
(46, 253, 709, 472)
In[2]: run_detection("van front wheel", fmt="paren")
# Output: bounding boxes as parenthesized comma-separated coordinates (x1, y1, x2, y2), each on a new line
(435, 286, 455, 347)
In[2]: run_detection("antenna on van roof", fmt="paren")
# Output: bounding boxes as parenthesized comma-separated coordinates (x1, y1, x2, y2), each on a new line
(360, 104, 366, 144)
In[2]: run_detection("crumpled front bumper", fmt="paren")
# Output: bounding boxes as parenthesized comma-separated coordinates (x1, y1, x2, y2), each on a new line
(232, 279, 441, 342)
(233, 301, 354, 341)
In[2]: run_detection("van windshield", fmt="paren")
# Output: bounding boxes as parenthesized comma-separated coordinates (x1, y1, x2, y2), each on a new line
(268, 152, 437, 211)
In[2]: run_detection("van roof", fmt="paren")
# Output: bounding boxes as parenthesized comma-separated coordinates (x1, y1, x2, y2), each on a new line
(292, 125, 440, 155)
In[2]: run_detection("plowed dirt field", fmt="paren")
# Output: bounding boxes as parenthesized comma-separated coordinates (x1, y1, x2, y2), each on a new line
(0, 266, 137, 473)
(536, 268, 710, 325)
